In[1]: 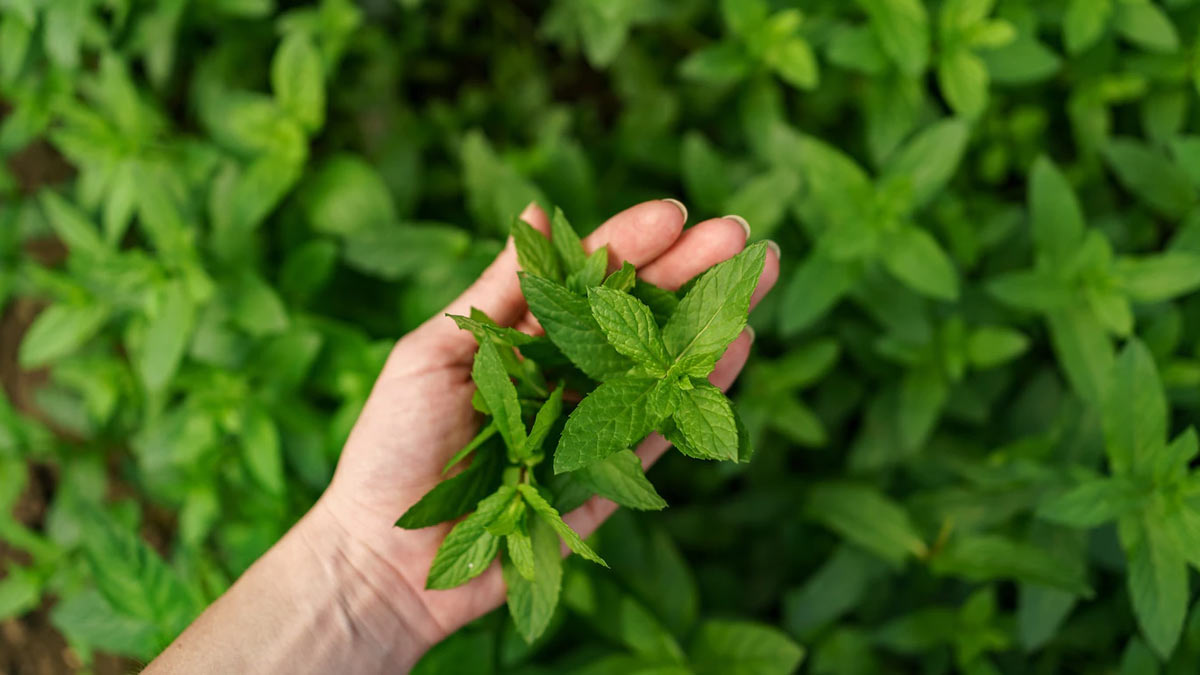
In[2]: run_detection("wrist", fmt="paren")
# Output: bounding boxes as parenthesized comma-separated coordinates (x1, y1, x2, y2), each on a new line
(291, 496, 445, 670)
(148, 496, 442, 674)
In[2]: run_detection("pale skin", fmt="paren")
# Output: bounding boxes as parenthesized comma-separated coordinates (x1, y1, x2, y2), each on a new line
(145, 200, 781, 674)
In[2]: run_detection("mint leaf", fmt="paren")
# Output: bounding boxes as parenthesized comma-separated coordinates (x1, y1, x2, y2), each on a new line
(1154, 428, 1199, 486)
(1103, 138, 1193, 219)
(930, 534, 1093, 596)
(783, 546, 885, 636)
(604, 262, 637, 292)
(588, 286, 671, 375)
(632, 278, 679, 324)
(1064, 0, 1111, 54)
(450, 312, 537, 346)
(518, 484, 607, 566)
(1116, 253, 1200, 303)
(1115, 2, 1179, 53)
(1029, 156, 1085, 265)
(550, 206, 588, 274)
(18, 303, 110, 368)
(882, 118, 968, 209)
(472, 338, 527, 458)
(966, 326, 1030, 369)
(526, 385, 564, 459)
(137, 280, 194, 391)
(1104, 340, 1166, 476)
(521, 273, 632, 381)
(426, 487, 514, 589)
(398, 446, 502, 529)
(40, 190, 107, 258)
(240, 405, 284, 495)
(1087, 285, 1132, 336)
(512, 216, 562, 281)
(689, 619, 805, 675)
(567, 245, 609, 294)
(805, 483, 928, 566)
(663, 242, 767, 375)
(778, 252, 855, 335)
(1037, 478, 1143, 528)
(1016, 529, 1086, 652)
(1123, 515, 1188, 659)
(442, 422, 497, 475)
(987, 269, 1072, 311)
(1048, 304, 1114, 405)
(880, 225, 959, 301)
(506, 529, 536, 581)
(939, 48, 987, 118)
(554, 376, 676, 473)
(79, 510, 197, 641)
(485, 493, 527, 537)
(761, 398, 825, 448)
(271, 32, 325, 133)
(50, 591, 157, 660)
(897, 362, 947, 452)
(859, 0, 929, 77)
(0, 566, 40, 621)
(669, 382, 739, 462)
(502, 517, 563, 642)
(562, 568, 683, 660)
(576, 449, 667, 511)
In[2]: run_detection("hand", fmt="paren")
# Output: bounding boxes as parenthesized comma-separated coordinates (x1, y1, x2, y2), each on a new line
(146, 200, 779, 674)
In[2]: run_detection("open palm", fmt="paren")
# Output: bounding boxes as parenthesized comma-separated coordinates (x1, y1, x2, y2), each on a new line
(318, 200, 780, 648)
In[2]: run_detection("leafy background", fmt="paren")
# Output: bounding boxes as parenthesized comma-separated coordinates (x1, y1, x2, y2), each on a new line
(4, 0, 1200, 672)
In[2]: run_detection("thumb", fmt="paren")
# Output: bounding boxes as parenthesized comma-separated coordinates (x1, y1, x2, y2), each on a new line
(411, 203, 549, 362)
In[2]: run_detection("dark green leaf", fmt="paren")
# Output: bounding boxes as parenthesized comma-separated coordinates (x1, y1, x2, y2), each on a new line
(805, 483, 927, 566)
(554, 376, 674, 473)
(518, 484, 607, 566)
(398, 446, 503, 529)
(426, 487, 514, 589)
(502, 517, 562, 643)
(512, 216, 562, 282)
(576, 449, 667, 510)
(472, 338, 527, 457)
(689, 620, 805, 675)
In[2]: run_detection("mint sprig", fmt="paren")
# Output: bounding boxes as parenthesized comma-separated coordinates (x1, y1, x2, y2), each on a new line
(397, 208, 764, 641)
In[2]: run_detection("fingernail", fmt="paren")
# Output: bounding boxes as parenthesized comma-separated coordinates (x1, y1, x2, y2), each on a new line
(745, 325, 756, 343)
(661, 198, 688, 223)
(724, 214, 751, 239)
(766, 240, 781, 260)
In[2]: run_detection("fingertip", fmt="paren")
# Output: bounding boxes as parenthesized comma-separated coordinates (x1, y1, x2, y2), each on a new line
(631, 200, 687, 245)
(661, 198, 689, 224)
(519, 202, 551, 234)
(766, 239, 781, 260)
(723, 214, 751, 240)
(750, 242, 781, 311)
(585, 200, 686, 265)
(637, 217, 748, 289)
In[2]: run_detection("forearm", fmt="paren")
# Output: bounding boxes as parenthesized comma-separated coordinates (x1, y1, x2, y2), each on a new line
(145, 500, 441, 674)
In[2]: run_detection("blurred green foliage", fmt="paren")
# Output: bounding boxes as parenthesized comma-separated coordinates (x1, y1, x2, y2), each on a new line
(6, 0, 1200, 672)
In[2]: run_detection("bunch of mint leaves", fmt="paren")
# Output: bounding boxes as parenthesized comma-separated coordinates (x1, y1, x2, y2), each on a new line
(396, 208, 766, 641)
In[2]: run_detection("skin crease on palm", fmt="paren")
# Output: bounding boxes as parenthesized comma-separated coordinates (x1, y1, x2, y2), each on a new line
(146, 200, 780, 674)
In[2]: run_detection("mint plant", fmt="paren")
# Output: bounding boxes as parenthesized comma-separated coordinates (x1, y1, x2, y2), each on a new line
(8, 0, 1200, 671)
(398, 210, 765, 641)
